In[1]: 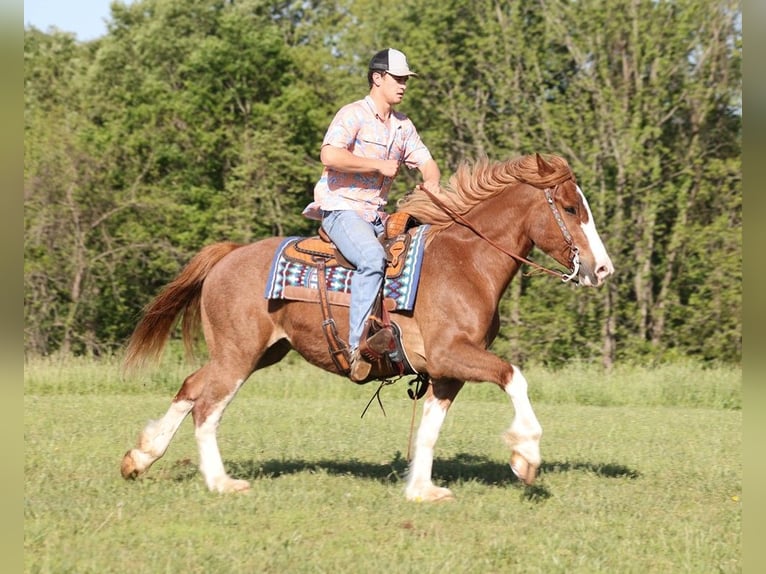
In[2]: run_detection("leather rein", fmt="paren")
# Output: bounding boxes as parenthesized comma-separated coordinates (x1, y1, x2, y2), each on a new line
(417, 184, 581, 283)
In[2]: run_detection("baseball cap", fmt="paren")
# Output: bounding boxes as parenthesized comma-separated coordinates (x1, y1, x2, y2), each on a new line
(368, 48, 418, 77)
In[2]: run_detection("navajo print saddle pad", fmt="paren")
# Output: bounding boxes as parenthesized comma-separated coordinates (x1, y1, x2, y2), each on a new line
(264, 224, 429, 311)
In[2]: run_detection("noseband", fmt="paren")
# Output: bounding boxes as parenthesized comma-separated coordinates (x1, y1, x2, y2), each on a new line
(418, 184, 580, 282)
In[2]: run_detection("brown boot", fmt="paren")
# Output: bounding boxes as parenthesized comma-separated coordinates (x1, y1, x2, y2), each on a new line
(349, 348, 372, 382)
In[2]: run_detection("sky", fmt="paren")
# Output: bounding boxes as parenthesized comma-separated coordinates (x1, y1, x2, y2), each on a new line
(23, 0, 134, 41)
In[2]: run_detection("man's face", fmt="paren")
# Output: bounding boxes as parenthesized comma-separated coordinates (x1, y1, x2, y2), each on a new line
(377, 71, 409, 105)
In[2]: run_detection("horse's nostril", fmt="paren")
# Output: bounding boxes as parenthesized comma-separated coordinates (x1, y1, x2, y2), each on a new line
(596, 264, 613, 279)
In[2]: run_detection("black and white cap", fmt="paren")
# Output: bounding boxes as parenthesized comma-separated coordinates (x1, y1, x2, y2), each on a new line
(368, 48, 418, 77)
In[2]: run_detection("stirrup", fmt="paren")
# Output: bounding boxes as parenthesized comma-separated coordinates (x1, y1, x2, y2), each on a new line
(359, 326, 395, 362)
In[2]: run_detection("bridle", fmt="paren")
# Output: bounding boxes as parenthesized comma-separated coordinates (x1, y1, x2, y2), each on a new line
(417, 184, 581, 283)
(542, 186, 581, 282)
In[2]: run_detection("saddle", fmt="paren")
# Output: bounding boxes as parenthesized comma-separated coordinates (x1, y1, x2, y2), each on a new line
(283, 211, 419, 382)
(282, 211, 416, 279)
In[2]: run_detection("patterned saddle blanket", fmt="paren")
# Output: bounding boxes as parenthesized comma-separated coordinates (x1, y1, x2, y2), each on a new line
(264, 224, 429, 311)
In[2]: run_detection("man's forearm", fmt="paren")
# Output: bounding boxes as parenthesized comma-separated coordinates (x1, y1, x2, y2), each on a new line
(321, 145, 379, 173)
(419, 159, 441, 188)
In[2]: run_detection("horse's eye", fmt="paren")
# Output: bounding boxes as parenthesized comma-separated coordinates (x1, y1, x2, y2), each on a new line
(564, 206, 577, 215)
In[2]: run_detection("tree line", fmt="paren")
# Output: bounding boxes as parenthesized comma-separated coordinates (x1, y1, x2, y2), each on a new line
(24, 0, 741, 367)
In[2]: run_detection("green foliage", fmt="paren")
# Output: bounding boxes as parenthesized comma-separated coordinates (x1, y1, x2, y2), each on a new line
(24, 0, 741, 365)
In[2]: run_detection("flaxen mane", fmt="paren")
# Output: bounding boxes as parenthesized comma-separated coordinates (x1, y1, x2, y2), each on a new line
(397, 154, 575, 244)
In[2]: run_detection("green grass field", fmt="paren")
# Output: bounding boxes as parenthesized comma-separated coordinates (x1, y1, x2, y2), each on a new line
(24, 356, 741, 573)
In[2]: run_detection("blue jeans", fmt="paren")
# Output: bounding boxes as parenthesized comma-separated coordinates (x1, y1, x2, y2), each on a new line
(321, 210, 386, 350)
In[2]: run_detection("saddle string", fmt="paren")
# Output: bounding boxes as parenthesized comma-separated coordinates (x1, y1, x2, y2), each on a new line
(359, 373, 428, 419)
(358, 373, 429, 465)
(360, 378, 395, 418)
(417, 184, 578, 282)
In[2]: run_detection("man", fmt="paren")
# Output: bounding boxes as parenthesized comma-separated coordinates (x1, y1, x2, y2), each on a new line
(303, 48, 441, 381)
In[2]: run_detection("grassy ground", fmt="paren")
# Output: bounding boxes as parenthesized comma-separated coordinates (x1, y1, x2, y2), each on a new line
(24, 356, 741, 573)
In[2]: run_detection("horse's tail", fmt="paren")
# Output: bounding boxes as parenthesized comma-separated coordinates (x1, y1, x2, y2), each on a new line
(124, 241, 244, 371)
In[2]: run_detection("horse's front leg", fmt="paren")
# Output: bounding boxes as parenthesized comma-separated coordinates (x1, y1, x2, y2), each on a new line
(501, 366, 542, 485)
(423, 343, 542, 487)
(405, 379, 464, 502)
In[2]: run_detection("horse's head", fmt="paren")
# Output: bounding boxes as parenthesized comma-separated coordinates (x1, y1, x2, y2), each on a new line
(528, 154, 614, 287)
(398, 153, 614, 287)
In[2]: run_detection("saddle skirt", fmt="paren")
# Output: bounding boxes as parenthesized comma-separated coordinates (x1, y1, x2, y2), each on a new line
(264, 224, 429, 311)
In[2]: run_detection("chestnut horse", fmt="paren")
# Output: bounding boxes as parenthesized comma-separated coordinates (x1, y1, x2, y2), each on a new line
(121, 153, 614, 501)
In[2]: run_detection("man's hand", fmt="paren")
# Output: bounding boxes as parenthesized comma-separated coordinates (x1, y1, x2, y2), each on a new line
(420, 180, 441, 195)
(378, 159, 400, 178)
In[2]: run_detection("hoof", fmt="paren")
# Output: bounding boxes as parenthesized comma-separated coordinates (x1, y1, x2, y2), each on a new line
(121, 450, 144, 480)
(211, 477, 251, 493)
(228, 479, 251, 493)
(406, 485, 455, 503)
(510, 452, 539, 485)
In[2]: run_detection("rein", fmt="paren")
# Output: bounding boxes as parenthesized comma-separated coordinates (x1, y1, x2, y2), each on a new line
(417, 184, 580, 282)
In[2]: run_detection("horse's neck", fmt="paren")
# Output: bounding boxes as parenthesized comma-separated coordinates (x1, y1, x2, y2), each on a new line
(432, 197, 532, 299)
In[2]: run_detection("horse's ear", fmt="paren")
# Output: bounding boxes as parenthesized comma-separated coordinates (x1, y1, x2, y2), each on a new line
(536, 153, 555, 176)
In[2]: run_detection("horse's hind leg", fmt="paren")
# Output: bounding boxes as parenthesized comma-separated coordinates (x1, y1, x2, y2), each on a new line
(189, 366, 250, 493)
(121, 376, 198, 480)
(121, 361, 250, 493)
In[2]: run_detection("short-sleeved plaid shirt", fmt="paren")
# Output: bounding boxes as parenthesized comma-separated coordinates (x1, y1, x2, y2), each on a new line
(303, 96, 433, 222)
